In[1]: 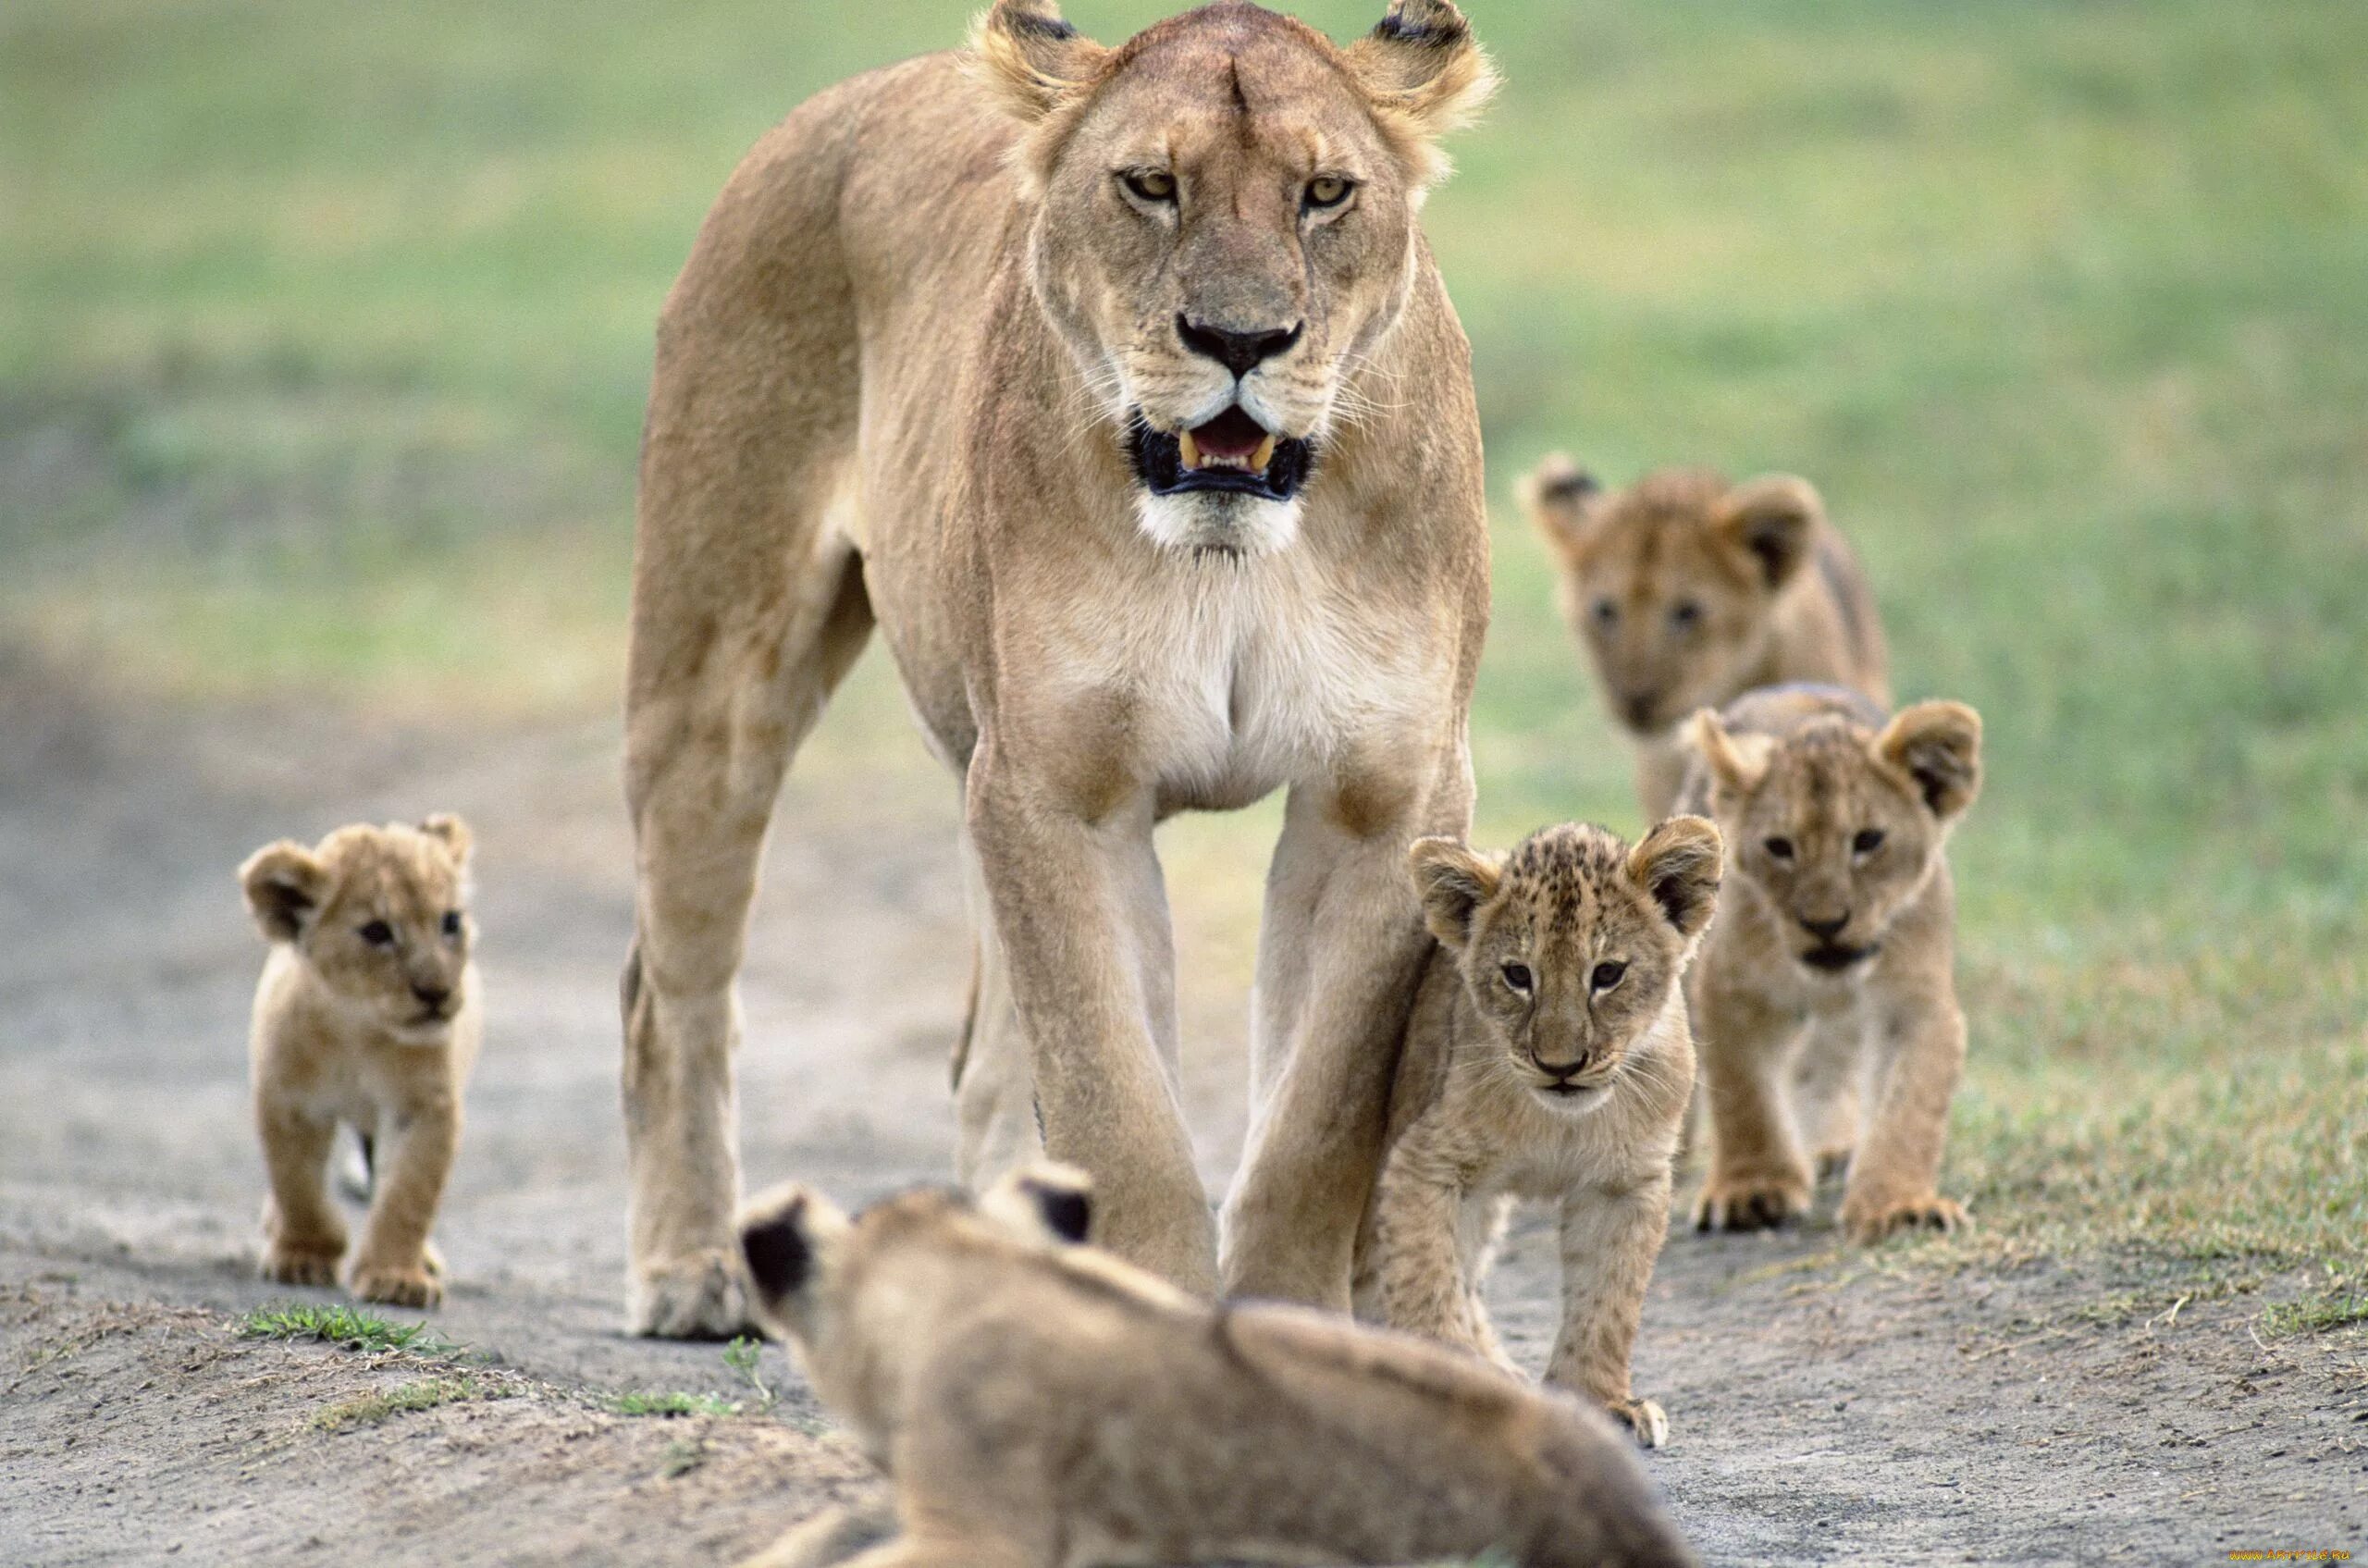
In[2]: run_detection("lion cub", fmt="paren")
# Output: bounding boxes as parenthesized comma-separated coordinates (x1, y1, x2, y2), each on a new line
(239, 816, 480, 1307)
(734, 1167, 1696, 1568)
(1355, 819, 1721, 1449)
(1523, 459, 1890, 817)
(1678, 685, 1981, 1242)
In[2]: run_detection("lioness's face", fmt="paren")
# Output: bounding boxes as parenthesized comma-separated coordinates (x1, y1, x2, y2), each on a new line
(980, 0, 1493, 555)
(1696, 704, 1981, 978)
(1412, 821, 1719, 1114)
(240, 817, 474, 1043)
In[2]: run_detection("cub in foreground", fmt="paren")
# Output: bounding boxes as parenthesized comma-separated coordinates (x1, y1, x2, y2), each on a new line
(1355, 820, 1721, 1449)
(1678, 686, 1981, 1241)
(239, 816, 480, 1307)
(734, 1167, 1696, 1568)
(1523, 460, 1890, 817)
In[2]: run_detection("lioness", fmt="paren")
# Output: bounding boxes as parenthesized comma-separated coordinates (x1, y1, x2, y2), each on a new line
(1356, 819, 1720, 1449)
(733, 1167, 1697, 1568)
(1678, 685, 1982, 1241)
(1522, 461, 1890, 818)
(623, 0, 1497, 1333)
(239, 817, 479, 1307)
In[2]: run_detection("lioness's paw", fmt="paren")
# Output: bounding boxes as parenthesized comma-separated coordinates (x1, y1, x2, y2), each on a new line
(1692, 1176, 1810, 1233)
(348, 1264, 443, 1308)
(1610, 1397, 1669, 1451)
(1842, 1192, 1967, 1243)
(629, 1250, 755, 1340)
(260, 1242, 343, 1288)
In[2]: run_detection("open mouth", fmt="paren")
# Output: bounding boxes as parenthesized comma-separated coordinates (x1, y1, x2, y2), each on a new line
(1801, 944, 1877, 972)
(1128, 406, 1314, 502)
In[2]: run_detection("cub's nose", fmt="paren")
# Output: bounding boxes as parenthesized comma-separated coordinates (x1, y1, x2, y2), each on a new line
(1619, 691, 1659, 728)
(1177, 315, 1302, 378)
(1798, 913, 1851, 941)
(411, 982, 452, 1012)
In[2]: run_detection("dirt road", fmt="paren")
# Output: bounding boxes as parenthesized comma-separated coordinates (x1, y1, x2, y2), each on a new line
(3, 660, 2361, 1565)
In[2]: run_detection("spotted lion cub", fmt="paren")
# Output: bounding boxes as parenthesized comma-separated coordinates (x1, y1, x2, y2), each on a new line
(238, 816, 479, 1307)
(1679, 685, 1981, 1242)
(1354, 818, 1722, 1449)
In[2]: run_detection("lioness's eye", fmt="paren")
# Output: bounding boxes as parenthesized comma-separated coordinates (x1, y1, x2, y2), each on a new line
(1305, 174, 1353, 209)
(441, 910, 463, 937)
(1852, 829, 1885, 855)
(1121, 168, 1177, 204)
(1763, 837, 1794, 861)
(1591, 960, 1627, 992)
(359, 920, 395, 946)
(1591, 598, 1619, 626)
(1500, 962, 1533, 994)
(1670, 600, 1703, 630)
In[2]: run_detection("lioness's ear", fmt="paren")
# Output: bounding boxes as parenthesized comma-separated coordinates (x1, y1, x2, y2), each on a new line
(1342, 0, 1498, 190)
(1407, 836, 1502, 948)
(981, 1161, 1093, 1245)
(1626, 815, 1723, 939)
(1720, 475, 1823, 592)
(239, 841, 327, 944)
(417, 812, 473, 868)
(1873, 701, 1983, 822)
(1685, 709, 1773, 796)
(1520, 452, 1601, 557)
(737, 1183, 850, 1317)
(968, 0, 1109, 124)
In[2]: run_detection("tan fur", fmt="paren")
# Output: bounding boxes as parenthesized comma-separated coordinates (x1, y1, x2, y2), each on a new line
(1523, 461, 1891, 817)
(622, 0, 1498, 1333)
(1353, 820, 1718, 1448)
(733, 1167, 1696, 1568)
(239, 817, 480, 1307)
(1675, 686, 1981, 1242)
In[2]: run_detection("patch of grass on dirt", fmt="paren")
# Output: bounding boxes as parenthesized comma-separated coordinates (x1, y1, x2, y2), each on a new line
(236, 1303, 454, 1358)
(2261, 1287, 2368, 1339)
(607, 1389, 740, 1418)
(314, 1372, 504, 1431)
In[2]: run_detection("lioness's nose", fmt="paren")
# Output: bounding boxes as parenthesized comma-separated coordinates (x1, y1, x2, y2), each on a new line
(1177, 314, 1302, 378)
(412, 982, 452, 1010)
(1799, 913, 1850, 941)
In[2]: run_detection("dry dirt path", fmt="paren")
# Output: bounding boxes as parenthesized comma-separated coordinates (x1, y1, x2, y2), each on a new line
(3, 665, 2361, 1565)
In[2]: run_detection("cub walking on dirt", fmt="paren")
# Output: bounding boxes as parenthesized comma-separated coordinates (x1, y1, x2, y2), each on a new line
(733, 1166, 1697, 1568)
(238, 816, 480, 1307)
(1354, 820, 1722, 1449)
(1679, 685, 1982, 1241)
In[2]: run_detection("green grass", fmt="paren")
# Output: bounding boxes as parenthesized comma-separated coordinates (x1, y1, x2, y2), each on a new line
(606, 1389, 742, 1418)
(315, 1373, 504, 1431)
(6, 1, 2364, 1317)
(236, 1303, 454, 1357)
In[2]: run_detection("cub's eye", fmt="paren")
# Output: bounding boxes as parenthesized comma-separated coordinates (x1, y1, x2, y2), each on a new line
(441, 910, 463, 937)
(1591, 598, 1619, 626)
(1852, 829, 1886, 855)
(1121, 168, 1177, 204)
(1500, 962, 1534, 994)
(358, 920, 395, 946)
(1590, 960, 1627, 992)
(1305, 174, 1353, 209)
(1762, 837, 1794, 861)
(1669, 600, 1703, 630)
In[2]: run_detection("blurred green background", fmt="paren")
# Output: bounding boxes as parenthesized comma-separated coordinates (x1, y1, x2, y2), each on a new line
(3, 0, 2362, 1308)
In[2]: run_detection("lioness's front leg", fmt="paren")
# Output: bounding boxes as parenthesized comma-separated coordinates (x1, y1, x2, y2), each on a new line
(1839, 966, 1968, 1242)
(347, 1096, 458, 1308)
(966, 749, 1215, 1293)
(1547, 1176, 1673, 1448)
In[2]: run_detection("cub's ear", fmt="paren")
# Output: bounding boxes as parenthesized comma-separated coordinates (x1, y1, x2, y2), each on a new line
(1519, 453, 1601, 556)
(1627, 815, 1723, 939)
(968, 0, 1109, 125)
(1719, 475, 1823, 592)
(1684, 709, 1773, 796)
(1406, 836, 1503, 949)
(1341, 0, 1498, 190)
(981, 1161, 1093, 1245)
(737, 1183, 850, 1316)
(1873, 701, 1982, 822)
(239, 841, 327, 944)
(417, 812, 473, 867)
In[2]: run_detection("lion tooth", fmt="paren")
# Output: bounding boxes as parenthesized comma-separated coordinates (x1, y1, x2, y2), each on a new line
(1251, 434, 1276, 471)
(1179, 429, 1201, 469)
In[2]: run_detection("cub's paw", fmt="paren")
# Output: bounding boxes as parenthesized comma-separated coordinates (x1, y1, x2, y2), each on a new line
(260, 1241, 343, 1288)
(1692, 1175, 1811, 1233)
(1609, 1397, 1669, 1451)
(1842, 1192, 1968, 1244)
(348, 1263, 444, 1308)
(629, 1250, 755, 1340)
